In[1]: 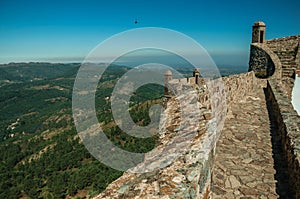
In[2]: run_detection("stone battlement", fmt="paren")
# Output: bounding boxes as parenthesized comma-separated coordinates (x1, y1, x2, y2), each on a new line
(249, 31, 300, 78)
(266, 79, 300, 198)
(94, 71, 268, 199)
(94, 22, 300, 198)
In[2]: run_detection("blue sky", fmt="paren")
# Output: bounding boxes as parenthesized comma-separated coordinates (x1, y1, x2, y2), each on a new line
(0, 0, 299, 66)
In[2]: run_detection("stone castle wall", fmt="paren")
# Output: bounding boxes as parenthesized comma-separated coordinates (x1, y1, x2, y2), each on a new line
(249, 26, 300, 197)
(249, 35, 300, 79)
(191, 72, 265, 198)
(249, 43, 279, 78)
(95, 70, 299, 198)
(249, 31, 300, 197)
(94, 26, 300, 198)
(222, 72, 265, 105)
(266, 80, 300, 198)
(266, 36, 300, 78)
(94, 71, 266, 199)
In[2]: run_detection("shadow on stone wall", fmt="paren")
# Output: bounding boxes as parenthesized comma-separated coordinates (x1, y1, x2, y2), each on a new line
(264, 87, 295, 198)
(265, 80, 300, 198)
(249, 44, 276, 78)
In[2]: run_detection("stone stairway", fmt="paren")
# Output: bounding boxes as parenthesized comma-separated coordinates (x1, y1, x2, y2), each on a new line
(266, 36, 300, 78)
(212, 86, 294, 198)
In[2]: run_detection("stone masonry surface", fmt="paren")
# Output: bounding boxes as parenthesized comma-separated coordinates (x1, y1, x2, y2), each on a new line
(249, 35, 300, 79)
(94, 72, 272, 199)
(266, 36, 300, 78)
(212, 81, 280, 199)
(266, 80, 300, 198)
(95, 89, 213, 199)
(93, 32, 300, 199)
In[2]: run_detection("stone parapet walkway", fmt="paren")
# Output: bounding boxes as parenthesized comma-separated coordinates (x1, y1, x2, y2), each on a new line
(212, 87, 284, 198)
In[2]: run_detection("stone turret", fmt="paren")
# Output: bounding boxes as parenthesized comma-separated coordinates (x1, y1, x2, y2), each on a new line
(249, 20, 299, 79)
(164, 70, 172, 97)
(193, 68, 200, 84)
(252, 21, 266, 43)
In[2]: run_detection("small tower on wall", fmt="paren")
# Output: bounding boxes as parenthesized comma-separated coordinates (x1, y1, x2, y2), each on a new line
(193, 68, 200, 84)
(249, 21, 276, 78)
(252, 21, 266, 43)
(164, 70, 172, 97)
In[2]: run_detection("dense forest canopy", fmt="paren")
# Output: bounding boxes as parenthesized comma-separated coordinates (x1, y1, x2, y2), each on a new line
(0, 63, 163, 198)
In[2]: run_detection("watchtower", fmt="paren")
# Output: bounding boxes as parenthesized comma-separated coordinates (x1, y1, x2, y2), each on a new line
(193, 68, 200, 84)
(252, 21, 266, 43)
(164, 70, 172, 97)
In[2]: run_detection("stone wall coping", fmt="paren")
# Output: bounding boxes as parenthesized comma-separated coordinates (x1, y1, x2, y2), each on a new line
(267, 79, 300, 197)
(266, 35, 300, 43)
(268, 79, 300, 179)
(268, 79, 300, 150)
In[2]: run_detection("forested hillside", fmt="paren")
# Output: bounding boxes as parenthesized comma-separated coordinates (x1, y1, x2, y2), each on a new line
(0, 63, 163, 198)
